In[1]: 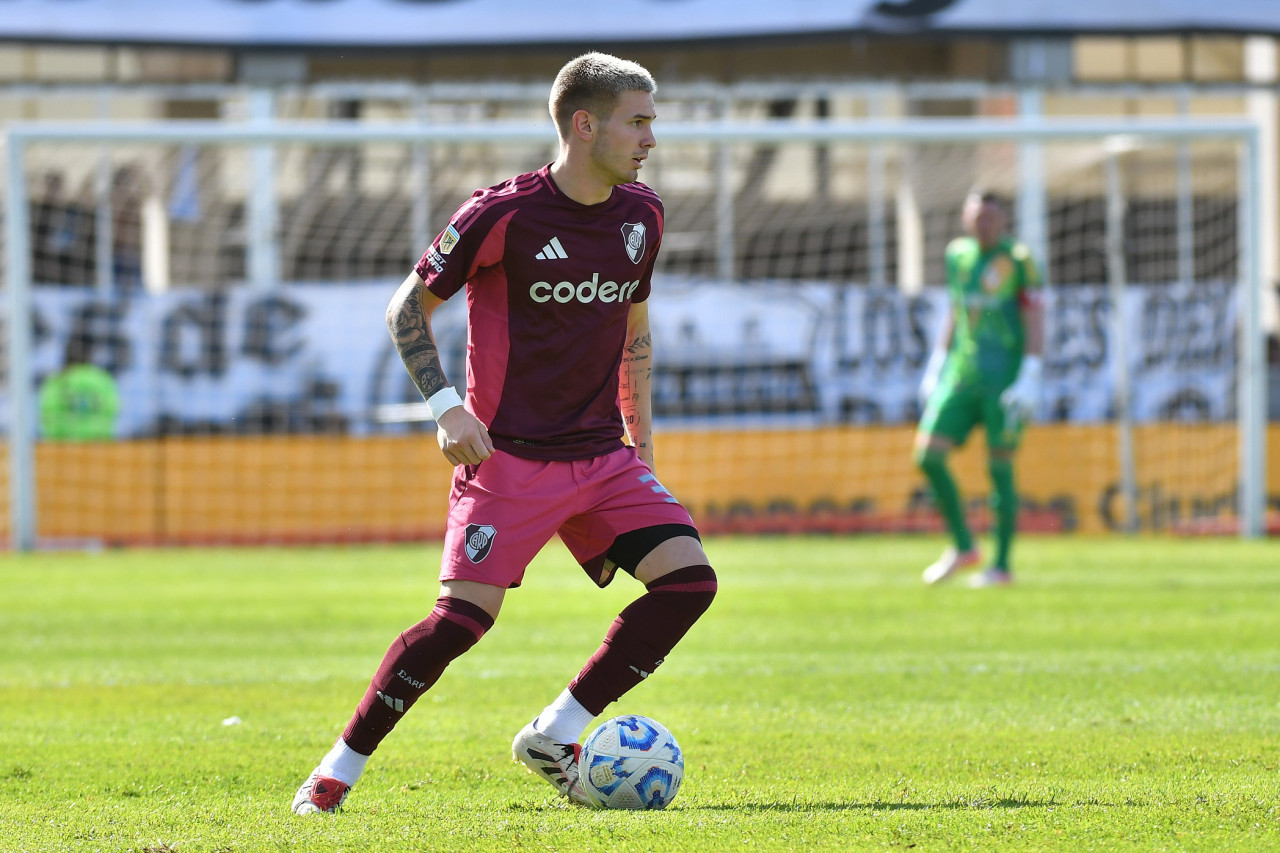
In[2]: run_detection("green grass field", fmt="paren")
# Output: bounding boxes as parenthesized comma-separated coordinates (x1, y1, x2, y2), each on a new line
(1, 535, 1277, 852)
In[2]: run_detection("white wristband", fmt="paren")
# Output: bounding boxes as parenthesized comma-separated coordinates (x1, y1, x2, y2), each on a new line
(425, 386, 463, 421)
(924, 347, 947, 377)
(1020, 354, 1043, 383)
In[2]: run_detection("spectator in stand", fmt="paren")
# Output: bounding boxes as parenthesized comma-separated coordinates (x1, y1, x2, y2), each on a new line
(39, 336, 120, 442)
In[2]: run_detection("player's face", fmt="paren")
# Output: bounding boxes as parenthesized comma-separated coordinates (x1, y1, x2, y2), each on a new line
(962, 196, 1006, 250)
(590, 90, 657, 186)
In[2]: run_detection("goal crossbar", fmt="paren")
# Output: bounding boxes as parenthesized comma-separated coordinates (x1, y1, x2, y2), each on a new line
(2, 115, 1262, 146)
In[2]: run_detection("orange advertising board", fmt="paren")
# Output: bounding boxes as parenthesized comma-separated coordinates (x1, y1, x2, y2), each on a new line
(3, 424, 1276, 546)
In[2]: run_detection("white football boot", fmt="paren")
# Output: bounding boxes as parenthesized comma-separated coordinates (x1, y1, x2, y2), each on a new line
(922, 547, 982, 585)
(511, 721, 591, 805)
(291, 770, 351, 815)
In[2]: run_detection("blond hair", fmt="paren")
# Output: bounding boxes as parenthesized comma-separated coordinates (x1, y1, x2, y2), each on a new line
(548, 52, 656, 136)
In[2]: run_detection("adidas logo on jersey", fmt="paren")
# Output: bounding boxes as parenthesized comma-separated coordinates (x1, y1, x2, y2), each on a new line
(535, 237, 568, 260)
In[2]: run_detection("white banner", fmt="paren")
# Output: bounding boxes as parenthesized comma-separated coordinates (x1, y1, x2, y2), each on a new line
(647, 279, 836, 421)
(646, 279, 1239, 426)
(17, 283, 467, 438)
(0, 0, 1275, 47)
(1, 278, 1238, 439)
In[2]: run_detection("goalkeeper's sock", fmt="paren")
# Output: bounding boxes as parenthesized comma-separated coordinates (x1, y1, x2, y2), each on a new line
(989, 457, 1017, 570)
(569, 565, 717, 715)
(341, 596, 494, 756)
(916, 449, 973, 552)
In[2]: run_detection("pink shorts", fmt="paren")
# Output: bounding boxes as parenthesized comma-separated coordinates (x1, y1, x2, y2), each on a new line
(440, 446, 696, 589)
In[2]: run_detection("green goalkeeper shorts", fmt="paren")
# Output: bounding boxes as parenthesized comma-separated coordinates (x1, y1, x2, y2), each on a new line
(919, 377, 1024, 451)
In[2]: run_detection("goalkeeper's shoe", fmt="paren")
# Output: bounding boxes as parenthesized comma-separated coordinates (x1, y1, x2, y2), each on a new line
(968, 567, 1014, 588)
(922, 547, 981, 585)
(512, 721, 591, 805)
(291, 770, 351, 815)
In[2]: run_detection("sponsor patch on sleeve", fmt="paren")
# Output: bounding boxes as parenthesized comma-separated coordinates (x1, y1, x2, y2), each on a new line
(424, 250, 446, 273)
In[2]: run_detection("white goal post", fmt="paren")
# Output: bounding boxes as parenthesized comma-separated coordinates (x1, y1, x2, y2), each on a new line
(3, 115, 1268, 549)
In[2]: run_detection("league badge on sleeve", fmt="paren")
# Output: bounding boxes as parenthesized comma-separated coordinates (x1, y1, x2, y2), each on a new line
(621, 222, 646, 264)
(438, 224, 461, 255)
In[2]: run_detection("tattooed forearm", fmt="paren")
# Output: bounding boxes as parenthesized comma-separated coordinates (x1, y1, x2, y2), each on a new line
(387, 278, 448, 399)
(622, 333, 653, 386)
(625, 332, 652, 356)
(619, 332, 654, 452)
(619, 334, 652, 402)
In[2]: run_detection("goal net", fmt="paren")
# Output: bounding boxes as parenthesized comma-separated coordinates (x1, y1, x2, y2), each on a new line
(0, 115, 1269, 548)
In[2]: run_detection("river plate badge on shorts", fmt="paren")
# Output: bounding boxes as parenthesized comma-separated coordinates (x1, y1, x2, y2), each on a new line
(464, 523, 496, 563)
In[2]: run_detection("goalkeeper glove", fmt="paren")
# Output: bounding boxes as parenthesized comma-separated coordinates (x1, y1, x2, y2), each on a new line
(1000, 354, 1042, 424)
(918, 347, 947, 408)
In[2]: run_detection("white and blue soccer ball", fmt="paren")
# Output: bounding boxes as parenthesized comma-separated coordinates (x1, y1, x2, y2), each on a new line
(580, 714, 684, 810)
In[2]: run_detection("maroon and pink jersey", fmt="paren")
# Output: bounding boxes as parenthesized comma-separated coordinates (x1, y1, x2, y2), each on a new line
(413, 164, 664, 461)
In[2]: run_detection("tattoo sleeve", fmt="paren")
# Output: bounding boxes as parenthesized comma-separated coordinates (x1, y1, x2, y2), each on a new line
(619, 330, 653, 450)
(386, 277, 448, 400)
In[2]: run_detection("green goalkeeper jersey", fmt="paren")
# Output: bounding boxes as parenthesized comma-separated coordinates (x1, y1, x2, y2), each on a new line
(38, 363, 120, 441)
(943, 235, 1041, 391)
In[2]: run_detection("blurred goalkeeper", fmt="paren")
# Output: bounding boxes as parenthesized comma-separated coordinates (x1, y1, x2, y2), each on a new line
(291, 52, 716, 815)
(915, 189, 1044, 588)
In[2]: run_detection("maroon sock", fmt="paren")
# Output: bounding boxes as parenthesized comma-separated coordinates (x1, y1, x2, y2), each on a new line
(342, 596, 494, 755)
(569, 565, 717, 716)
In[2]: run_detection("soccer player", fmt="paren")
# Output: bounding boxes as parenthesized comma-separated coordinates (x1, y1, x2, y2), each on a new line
(915, 189, 1044, 588)
(292, 53, 717, 814)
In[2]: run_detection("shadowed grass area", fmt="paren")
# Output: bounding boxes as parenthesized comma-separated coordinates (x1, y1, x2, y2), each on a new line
(1, 535, 1277, 851)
